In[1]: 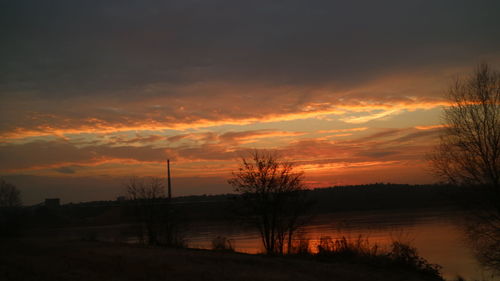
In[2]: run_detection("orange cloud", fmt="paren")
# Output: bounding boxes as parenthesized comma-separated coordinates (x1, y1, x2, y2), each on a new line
(298, 160, 401, 173)
(220, 130, 306, 142)
(1, 98, 449, 140)
(2, 157, 163, 174)
(340, 109, 402, 124)
(415, 124, 447, 130)
(317, 127, 368, 134)
(328, 133, 353, 138)
(0, 123, 444, 186)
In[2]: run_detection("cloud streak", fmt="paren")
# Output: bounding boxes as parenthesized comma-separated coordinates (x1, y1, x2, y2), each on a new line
(1, 94, 450, 140)
(0, 126, 441, 178)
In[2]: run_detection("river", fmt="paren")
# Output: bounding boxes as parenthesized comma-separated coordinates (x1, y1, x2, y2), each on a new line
(59, 207, 498, 280)
(185, 208, 498, 281)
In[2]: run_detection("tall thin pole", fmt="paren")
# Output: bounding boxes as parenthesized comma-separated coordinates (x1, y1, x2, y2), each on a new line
(167, 159, 172, 200)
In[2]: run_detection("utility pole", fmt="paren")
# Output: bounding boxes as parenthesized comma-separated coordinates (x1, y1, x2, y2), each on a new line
(167, 159, 172, 200)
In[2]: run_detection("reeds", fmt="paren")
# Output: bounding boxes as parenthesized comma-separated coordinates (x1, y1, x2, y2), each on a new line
(286, 235, 442, 279)
(316, 235, 379, 258)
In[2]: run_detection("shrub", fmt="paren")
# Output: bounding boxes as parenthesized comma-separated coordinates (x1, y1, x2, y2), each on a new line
(387, 241, 442, 276)
(311, 236, 443, 279)
(211, 236, 234, 251)
(289, 235, 311, 255)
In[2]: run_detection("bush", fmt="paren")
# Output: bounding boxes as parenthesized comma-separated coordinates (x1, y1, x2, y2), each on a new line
(289, 235, 311, 255)
(310, 236, 443, 279)
(211, 236, 234, 251)
(387, 241, 442, 277)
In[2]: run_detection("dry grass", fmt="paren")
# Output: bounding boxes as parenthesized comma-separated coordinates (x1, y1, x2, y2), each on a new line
(0, 237, 443, 281)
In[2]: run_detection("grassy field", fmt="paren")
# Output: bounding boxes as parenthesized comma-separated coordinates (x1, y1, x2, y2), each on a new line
(0, 237, 443, 281)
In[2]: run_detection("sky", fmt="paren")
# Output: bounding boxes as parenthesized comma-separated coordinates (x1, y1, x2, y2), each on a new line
(1, 0, 500, 204)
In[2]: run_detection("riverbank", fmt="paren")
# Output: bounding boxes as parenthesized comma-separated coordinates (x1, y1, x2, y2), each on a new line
(0, 237, 443, 281)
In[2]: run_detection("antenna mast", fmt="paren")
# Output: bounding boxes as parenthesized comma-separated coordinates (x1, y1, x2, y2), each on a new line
(167, 159, 172, 200)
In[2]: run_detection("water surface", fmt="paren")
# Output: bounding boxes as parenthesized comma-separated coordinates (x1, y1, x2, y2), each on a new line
(185, 208, 498, 281)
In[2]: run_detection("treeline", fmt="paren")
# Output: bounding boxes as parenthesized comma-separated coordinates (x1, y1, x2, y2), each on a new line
(9, 183, 464, 232)
(310, 183, 458, 212)
(169, 183, 460, 216)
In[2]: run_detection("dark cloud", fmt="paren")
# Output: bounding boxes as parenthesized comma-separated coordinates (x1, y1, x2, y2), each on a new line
(356, 129, 407, 142)
(0, 140, 172, 170)
(391, 128, 443, 143)
(220, 130, 272, 142)
(54, 166, 76, 174)
(1, 0, 499, 99)
(1, 0, 497, 137)
(360, 151, 399, 159)
(166, 134, 190, 143)
(110, 134, 166, 144)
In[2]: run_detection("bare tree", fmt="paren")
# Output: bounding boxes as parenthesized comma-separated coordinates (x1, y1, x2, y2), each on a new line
(228, 151, 312, 255)
(0, 178, 21, 207)
(0, 178, 22, 237)
(431, 63, 500, 189)
(125, 176, 182, 246)
(126, 176, 164, 202)
(430, 63, 500, 273)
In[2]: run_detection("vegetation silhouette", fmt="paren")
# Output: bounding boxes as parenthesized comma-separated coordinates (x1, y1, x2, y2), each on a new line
(311, 236, 442, 279)
(431, 63, 500, 188)
(211, 235, 235, 252)
(125, 176, 184, 247)
(430, 63, 500, 274)
(0, 178, 23, 237)
(0, 179, 452, 280)
(0, 237, 444, 281)
(0, 178, 21, 207)
(228, 151, 314, 255)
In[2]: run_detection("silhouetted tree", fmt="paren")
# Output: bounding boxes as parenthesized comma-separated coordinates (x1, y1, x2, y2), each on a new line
(125, 176, 183, 246)
(431, 63, 500, 273)
(0, 178, 22, 236)
(0, 178, 21, 207)
(431, 63, 500, 189)
(228, 151, 312, 255)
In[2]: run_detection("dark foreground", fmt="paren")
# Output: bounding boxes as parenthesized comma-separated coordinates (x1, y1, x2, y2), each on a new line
(0, 238, 443, 281)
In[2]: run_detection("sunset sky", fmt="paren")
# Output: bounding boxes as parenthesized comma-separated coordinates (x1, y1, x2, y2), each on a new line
(1, 1, 500, 204)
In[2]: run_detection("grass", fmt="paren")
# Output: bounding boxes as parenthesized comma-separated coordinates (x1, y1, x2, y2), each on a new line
(0, 237, 444, 281)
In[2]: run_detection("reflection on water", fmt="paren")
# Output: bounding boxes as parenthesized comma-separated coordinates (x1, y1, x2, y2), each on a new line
(185, 208, 498, 281)
(58, 208, 497, 280)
